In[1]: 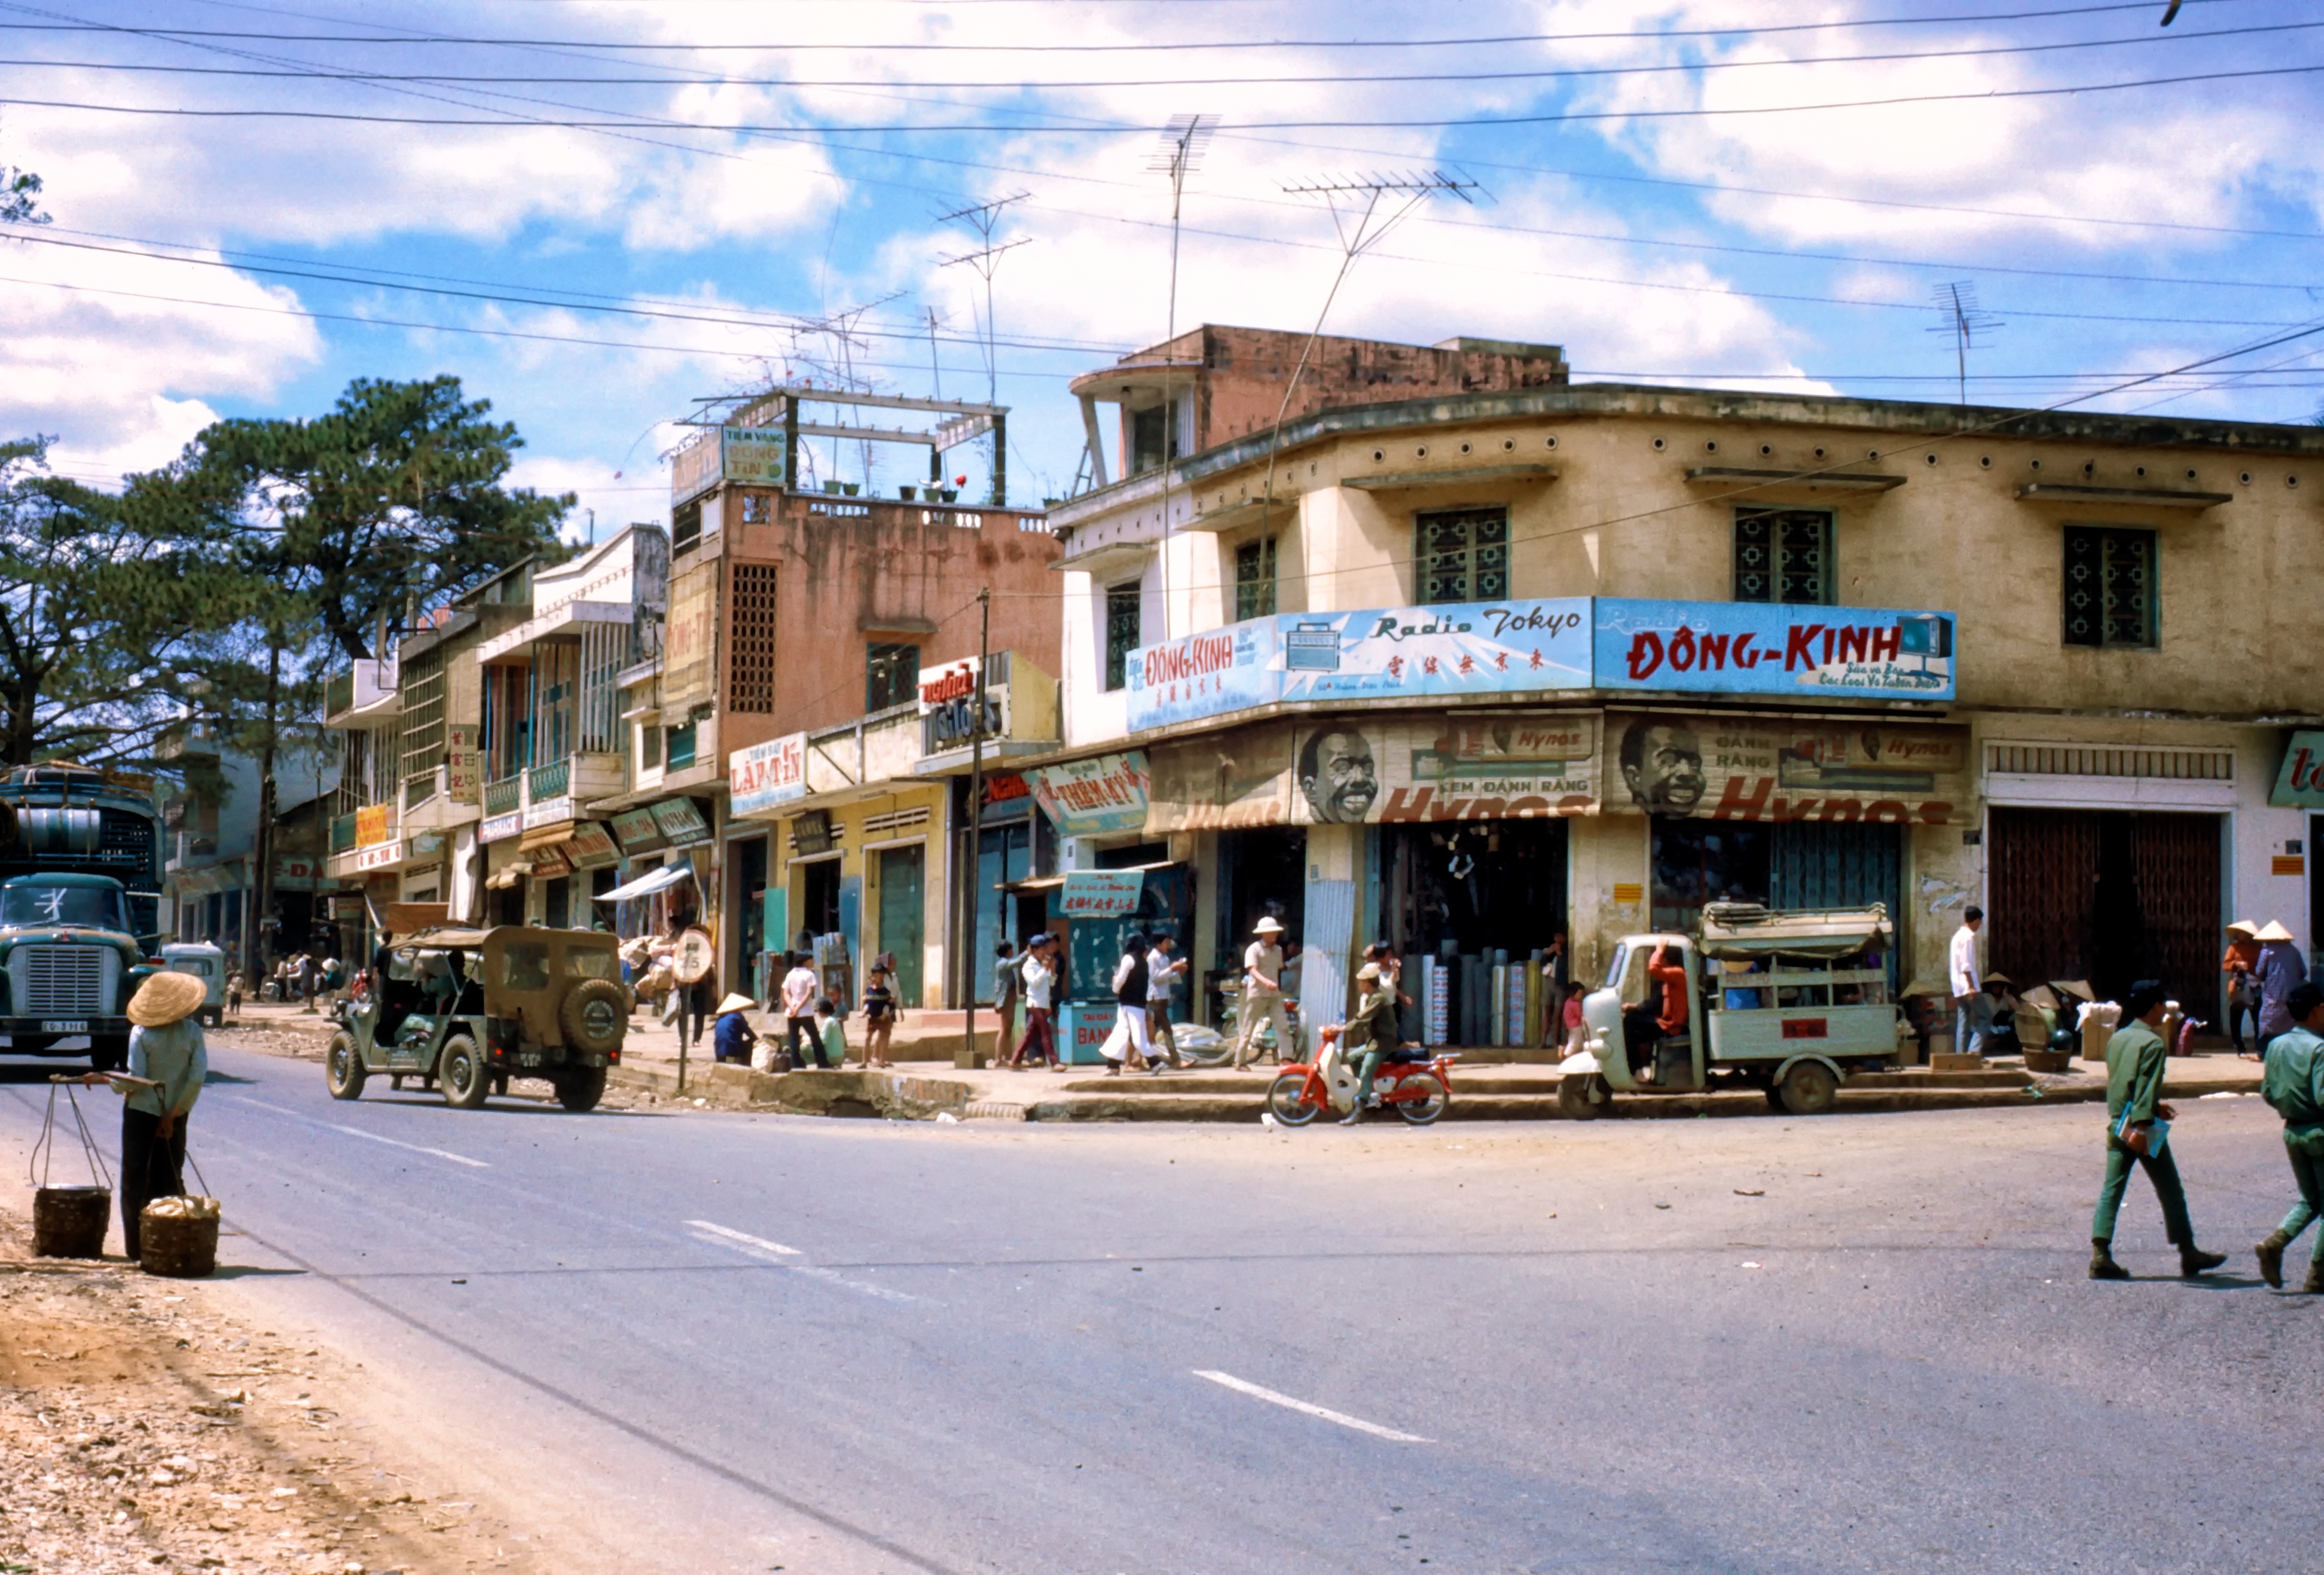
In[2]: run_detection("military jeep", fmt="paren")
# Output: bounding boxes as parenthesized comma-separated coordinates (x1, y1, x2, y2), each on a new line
(325, 926, 628, 1113)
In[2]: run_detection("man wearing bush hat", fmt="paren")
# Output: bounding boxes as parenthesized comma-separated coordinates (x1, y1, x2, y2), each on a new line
(83, 970, 209, 1261)
(2089, 978, 2226, 1282)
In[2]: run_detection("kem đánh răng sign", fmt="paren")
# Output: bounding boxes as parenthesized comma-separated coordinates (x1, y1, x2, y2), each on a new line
(1603, 712, 1972, 825)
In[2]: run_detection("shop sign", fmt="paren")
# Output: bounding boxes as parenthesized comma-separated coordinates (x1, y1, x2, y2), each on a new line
(979, 771, 1034, 825)
(1291, 715, 1598, 825)
(271, 854, 326, 892)
(673, 423, 788, 503)
(530, 844, 573, 880)
(1147, 725, 1295, 832)
(1278, 597, 1592, 704)
(567, 822, 621, 869)
(793, 808, 834, 856)
(2269, 731, 2324, 808)
(649, 796, 713, 847)
(354, 838, 405, 872)
(355, 803, 393, 847)
(611, 805, 668, 853)
(445, 724, 480, 803)
(481, 810, 523, 845)
(917, 656, 982, 713)
(1596, 601, 1956, 703)
(523, 792, 573, 831)
(662, 559, 719, 714)
(1059, 869, 1144, 918)
(731, 732, 807, 816)
(1028, 751, 1150, 837)
(1602, 712, 1972, 824)
(1126, 619, 1281, 729)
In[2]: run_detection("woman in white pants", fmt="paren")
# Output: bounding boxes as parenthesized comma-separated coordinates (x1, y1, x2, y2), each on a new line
(1103, 932, 1155, 1075)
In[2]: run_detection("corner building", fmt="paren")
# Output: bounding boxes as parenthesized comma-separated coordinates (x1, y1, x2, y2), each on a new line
(1038, 325, 2324, 1052)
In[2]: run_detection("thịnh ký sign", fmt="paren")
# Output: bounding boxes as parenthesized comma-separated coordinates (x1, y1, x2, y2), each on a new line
(1058, 869, 1145, 919)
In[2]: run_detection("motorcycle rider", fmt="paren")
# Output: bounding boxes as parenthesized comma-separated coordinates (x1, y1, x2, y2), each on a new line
(1338, 962, 1409, 1125)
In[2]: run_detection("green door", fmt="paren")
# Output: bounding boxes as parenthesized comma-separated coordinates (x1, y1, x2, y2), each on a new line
(877, 844, 925, 1006)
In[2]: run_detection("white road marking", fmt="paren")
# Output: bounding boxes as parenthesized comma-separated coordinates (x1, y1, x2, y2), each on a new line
(233, 1098, 489, 1168)
(1191, 1371, 1431, 1443)
(683, 1221, 916, 1302)
(682, 1220, 801, 1257)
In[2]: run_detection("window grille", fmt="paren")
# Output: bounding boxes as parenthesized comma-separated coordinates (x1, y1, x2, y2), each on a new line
(728, 561, 780, 713)
(866, 642, 920, 712)
(2062, 526, 2157, 648)
(1104, 583, 1142, 691)
(1415, 507, 1508, 605)
(1234, 537, 1278, 622)
(1733, 508, 1834, 605)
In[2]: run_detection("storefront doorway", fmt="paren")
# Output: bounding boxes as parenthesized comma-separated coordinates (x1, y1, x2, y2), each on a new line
(973, 822, 1034, 1000)
(1989, 808, 2219, 1009)
(1652, 820, 1904, 976)
(1211, 829, 1306, 1021)
(1379, 819, 1569, 959)
(875, 844, 924, 1006)
(796, 855, 842, 948)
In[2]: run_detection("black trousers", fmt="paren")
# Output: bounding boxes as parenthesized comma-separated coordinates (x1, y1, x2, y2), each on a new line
(120, 1106, 187, 1260)
(787, 1015, 822, 1067)
(679, 980, 713, 1049)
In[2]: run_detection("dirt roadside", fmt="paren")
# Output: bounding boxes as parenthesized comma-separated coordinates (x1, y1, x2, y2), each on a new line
(0, 1204, 553, 1575)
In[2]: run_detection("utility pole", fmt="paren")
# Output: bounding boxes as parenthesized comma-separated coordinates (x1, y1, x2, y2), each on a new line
(1149, 113, 1213, 633)
(246, 630, 280, 984)
(958, 587, 991, 1069)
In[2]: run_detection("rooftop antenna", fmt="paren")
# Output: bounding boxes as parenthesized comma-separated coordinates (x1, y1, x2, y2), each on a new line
(936, 191, 1032, 409)
(924, 306, 945, 400)
(1929, 281, 2002, 407)
(1262, 170, 1482, 582)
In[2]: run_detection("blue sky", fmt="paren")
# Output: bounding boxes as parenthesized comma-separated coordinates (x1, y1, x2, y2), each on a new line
(2, 0, 2320, 538)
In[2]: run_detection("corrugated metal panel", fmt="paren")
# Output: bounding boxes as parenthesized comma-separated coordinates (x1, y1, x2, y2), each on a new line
(1301, 876, 1355, 1055)
(1771, 822, 1902, 982)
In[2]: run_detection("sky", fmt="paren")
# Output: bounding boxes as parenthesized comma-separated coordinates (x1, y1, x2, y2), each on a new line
(1, 0, 2320, 539)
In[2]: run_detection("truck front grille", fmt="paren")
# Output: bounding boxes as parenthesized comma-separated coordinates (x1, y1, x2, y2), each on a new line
(13, 945, 118, 1016)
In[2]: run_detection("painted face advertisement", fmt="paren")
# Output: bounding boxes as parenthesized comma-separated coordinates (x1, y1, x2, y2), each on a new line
(1595, 600, 1957, 702)
(1293, 715, 1598, 824)
(1029, 750, 1150, 837)
(1604, 712, 1972, 824)
(1146, 725, 1295, 832)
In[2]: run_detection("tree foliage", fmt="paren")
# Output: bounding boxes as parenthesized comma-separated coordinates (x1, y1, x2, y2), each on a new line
(168, 376, 572, 661)
(1, 162, 44, 226)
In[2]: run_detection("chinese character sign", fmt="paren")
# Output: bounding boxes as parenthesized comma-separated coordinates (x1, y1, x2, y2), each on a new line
(1278, 598, 1592, 703)
(1595, 601, 1956, 701)
(1058, 869, 1145, 918)
(1028, 751, 1150, 837)
(1125, 620, 1281, 730)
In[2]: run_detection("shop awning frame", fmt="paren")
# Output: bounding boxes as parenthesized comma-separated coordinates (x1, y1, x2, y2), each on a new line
(594, 863, 695, 902)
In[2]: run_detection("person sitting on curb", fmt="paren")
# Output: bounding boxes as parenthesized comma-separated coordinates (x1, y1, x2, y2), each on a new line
(2089, 978, 2228, 1281)
(2253, 981, 2324, 1292)
(813, 996, 848, 1071)
(712, 991, 759, 1069)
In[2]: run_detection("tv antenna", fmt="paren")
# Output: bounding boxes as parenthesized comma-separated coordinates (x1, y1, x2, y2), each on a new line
(1929, 281, 2002, 406)
(1260, 170, 1482, 551)
(936, 191, 1031, 408)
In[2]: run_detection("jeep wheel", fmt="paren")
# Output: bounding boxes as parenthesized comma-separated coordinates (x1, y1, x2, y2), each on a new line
(326, 1031, 368, 1101)
(556, 1067, 607, 1113)
(560, 978, 627, 1060)
(438, 1034, 490, 1110)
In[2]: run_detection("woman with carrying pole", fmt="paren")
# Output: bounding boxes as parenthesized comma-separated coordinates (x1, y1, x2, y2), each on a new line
(77, 970, 210, 1260)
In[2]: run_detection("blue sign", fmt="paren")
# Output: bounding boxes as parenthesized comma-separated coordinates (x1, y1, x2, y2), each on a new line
(1278, 598, 1592, 703)
(1593, 600, 1955, 702)
(1059, 869, 1146, 918)
(1125, 619, 1280, 730)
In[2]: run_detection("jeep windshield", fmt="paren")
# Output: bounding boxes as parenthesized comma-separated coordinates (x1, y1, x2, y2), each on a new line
(1, 883, 129, 931)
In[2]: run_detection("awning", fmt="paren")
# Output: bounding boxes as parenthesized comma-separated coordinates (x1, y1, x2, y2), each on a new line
(485, 860, 532, 890)
(594, 863, 694, 902)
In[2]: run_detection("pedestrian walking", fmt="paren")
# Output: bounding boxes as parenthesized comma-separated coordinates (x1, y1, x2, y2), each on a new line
(298, 953, 320, 1014)
(2089, 978, 2228, 1281)
(1230, 916, 1291, 1069)
(225, 969, 245, 1019)
(1101, 932, 1155, 1076)
(2253, 981, 2324, 1292)
(1949, 906, 1984, 1054)
(859, 963, 898, 1069)
(1146, 931, 1187, 1069)
(2222, 919, 2263, 1058)
(1014, 933, 1061, 1069)
(780, 953, 820, 1069)
(711, 991, 760, 1068)
(80, 970, 209, 1262)
(2253, 920, 2309, 1053)
(991, 938, 1022, 1067)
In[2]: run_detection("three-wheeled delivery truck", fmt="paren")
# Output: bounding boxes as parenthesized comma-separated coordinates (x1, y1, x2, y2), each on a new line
(1562, 902, 1905, 1118)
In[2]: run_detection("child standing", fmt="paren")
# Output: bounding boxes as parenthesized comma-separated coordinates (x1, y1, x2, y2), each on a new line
(859, 965, 897, 1068)
(225, 969, 245, 1019)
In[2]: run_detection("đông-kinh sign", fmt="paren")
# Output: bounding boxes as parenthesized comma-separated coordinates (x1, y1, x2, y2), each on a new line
(1595, 601, 1956, 702)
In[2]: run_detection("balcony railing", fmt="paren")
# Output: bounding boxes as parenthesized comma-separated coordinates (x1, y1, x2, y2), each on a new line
(526, 757, 570, 802)
(484, 775, 521, 818)
(403, 771, 438, 814)
(329, 812, 357, 854)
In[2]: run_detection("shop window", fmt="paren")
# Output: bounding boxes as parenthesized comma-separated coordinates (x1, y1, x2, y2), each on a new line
(673, 499, 703, 553)
(1733, 507, 1834, 605)
(1234, 536, 1278, 622)
(866, 641, 920, 712)
(2062, 525, 2157, 648)
(639, 719, 661, 773)
(1104, 582, 1141, 692)
(1415, 507, 1508, 605)
(728, 561, 779, 713)
(665, 722, 697, 770)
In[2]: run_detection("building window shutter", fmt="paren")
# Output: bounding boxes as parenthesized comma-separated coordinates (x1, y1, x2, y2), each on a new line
(1104, 583, 1141, 692)
(728, 561, 779, 713)
(866, 642, 920, 712)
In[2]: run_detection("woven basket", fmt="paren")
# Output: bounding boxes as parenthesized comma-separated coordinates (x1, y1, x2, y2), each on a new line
(139, 1198, 221, 1278)
(33, 1186, 111, 1259)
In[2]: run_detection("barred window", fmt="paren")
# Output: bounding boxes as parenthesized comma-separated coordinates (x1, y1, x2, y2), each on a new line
(2063, 525, 2157, 649)
(866, 642, 920, 712)
(1415, 507, 1508, 605)
(1733, 508, 1834, 605)
(398, 649, 445, 783)
(1104, 582, 1142, 692)
(1234, 536, 1277, 622)
(728, 561, 779, 713)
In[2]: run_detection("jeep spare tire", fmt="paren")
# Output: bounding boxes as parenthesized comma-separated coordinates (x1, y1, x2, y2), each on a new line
(560, 978, 627, 1059)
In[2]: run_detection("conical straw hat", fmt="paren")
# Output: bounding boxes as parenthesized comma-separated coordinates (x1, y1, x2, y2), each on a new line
(128, 970, 208, 1027)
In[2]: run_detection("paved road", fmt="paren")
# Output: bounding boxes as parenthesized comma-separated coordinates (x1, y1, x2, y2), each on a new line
(4, 1044, 2319, 1574)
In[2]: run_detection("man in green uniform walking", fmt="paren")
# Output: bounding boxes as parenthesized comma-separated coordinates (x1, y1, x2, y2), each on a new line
(2090, 978, 2228, 1281)
(2253, 981, 2324, 1291)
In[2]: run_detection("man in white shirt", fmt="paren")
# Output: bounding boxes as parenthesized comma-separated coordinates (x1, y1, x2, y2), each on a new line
(781, 954, 822, 1068)
(1146, 932, 1188, 1069)
(1949, 906, 1985, 1055)
(1232, 916, 1292, 1069)
(1014, 932, 1060, 1068)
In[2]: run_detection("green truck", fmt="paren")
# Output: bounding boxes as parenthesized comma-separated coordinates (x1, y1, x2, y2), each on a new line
(0, 764, 166, 1071)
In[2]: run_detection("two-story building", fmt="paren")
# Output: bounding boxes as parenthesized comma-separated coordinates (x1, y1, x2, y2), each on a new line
(1037, 323, 2324, 1052)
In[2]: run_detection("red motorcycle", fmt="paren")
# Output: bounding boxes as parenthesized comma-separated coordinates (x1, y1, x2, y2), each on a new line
(1266, 1038, 1457, 1127)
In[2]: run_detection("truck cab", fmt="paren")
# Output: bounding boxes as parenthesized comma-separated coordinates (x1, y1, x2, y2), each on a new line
(0, 872, 158, 1069)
